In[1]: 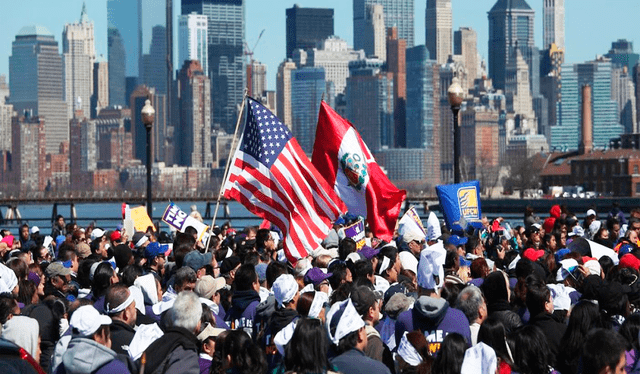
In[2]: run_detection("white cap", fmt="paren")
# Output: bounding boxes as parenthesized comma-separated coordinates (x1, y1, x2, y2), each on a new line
(272, 274, 298, 307)
(0, 263, 18, 293)
(91, 228, 106, 241)
(30, 226, 40, 234)
(586, 209, 596, 217)
(417, 247, 445, 290)
(547, 284, 572, 311)
(556, 259, 579, 282)
(326, 299, 365, 345)
(70, 305, 112, 337)
(399, 251, 418, 274)
(584, 259, 601, 276)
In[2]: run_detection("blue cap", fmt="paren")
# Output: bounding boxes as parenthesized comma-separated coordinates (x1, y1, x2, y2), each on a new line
(334, 217, 346, 226)
(255, 263, 268, 282)
(459, 256, 472, 267)
(447, 235, 468, 247)
(555, 248, 571, 263)
(144, 242, 167, 259)
(55, 235, 66, 248)
(619, 244, 635, 258)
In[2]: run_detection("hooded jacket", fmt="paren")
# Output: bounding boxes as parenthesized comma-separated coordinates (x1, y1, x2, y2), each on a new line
(141, 326, 200, 374)
(226, 289, 260, 332)
(395, 296, 470, 354)
(54, 337, 130, 374)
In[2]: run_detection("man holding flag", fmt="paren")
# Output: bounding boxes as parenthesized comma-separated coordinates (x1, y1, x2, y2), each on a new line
(222, 98, 346, 263)
(312, 101, 406, 242)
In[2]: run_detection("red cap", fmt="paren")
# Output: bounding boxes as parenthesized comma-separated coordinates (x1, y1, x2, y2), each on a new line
(620, 254, 640, 270)
(582, 256, 597, 264)
(110, 230, 122, 242)
(523, 248, 545, 262)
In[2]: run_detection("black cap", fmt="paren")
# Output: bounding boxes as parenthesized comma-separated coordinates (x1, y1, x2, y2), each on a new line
(220, 256, 241, 275)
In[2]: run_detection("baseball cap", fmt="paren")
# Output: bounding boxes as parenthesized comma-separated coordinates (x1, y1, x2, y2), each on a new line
(304, 267, 333, 287)
(220, 256, 241, 275)
(326, 299, 365, 345)
(359, 245, 380, 259)
(30, 226, 40, 234)
(45, 262, 72, 278)
(459, 256, 472, 267)
(69, 305, 112, 337)
(620, 254, 640, 271)
(273, 274, 298, 307)
(132, 232, 150, 248)
(195, 275, 226, 300)
(586, 209, 596, 217)
(554, 248, 572, 263)
(76, 242, 91, 259)
(447, 235, 468, 247)
(523, 248, 545, 262)
(197, 323, 226, 342)
(183, 250, 213, 272)
(91, 228, 106, 242)
(556, 259, 580, 282)
(144, 242, 168, 259)
(110, 230, 122, 242)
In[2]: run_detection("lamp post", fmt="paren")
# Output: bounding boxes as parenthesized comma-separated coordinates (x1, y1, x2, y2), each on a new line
(448, 77, 464, 184)
(141, 99, 155, 219)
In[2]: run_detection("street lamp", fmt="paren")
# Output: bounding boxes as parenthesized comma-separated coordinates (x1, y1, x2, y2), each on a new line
(448, 77, 464, 184)
(141, 99, 155, 219)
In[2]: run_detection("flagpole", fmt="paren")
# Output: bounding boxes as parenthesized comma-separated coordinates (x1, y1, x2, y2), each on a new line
(205, 89, 248, 252)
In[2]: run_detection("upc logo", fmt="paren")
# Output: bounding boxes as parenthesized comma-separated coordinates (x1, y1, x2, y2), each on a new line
(458, 187, 479, 220)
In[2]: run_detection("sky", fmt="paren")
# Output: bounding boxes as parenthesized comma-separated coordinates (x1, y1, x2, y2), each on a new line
(0, 0, 638, 91)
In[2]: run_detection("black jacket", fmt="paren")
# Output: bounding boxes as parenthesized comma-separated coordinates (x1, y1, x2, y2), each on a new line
(110, 320, 135, 356)
(528, 312, 567, 366)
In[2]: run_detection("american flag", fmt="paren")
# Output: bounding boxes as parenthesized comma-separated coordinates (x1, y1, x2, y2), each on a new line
(223, 98, 346, 261)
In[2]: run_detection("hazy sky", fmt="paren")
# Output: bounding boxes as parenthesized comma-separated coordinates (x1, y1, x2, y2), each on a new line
(0, 0, 638, 91)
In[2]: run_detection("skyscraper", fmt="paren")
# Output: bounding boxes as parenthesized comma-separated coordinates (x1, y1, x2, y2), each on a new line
(387, 27, 407, 148)
(182, 0, 245, 133)
(63, 3, 96, 119)
(543, 0, 564, 50)
(551, 59, 624, 151)
(346, 59, 394, 152)
(92, 60, 109, 118)
(286, 5, 334, 59)
(276, 59, 297, 129)
(10, 116, 48, 191)
(291, 67, 330, 154)
(141, 25, 168, 94)
(179, 13, 208, 74)
(454, 27, 478, 90)
(605, 39, 640, 72)
(250, 61, 267, 98)
(354, 0, 414, 51)
(107, 0, 140, 107)
(363, 4, 386, 60)
(488, 0, 537, 93)
(177, 60, 213, 168)
(0, 76, 13, 154)
(9, 26, 68, 153)
(426, 0, 452, 65)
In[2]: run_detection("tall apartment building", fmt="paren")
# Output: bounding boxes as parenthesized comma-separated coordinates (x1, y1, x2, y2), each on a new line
(354, 0, 414, 50)
(182, 0, 245, 132)
(9, 26, 68, 153)
(10, 116, 48, 191)
(386, 27, 407, 147)
(69, 111, 97, 189)
(363, 4, 386, 60)
(92, 60, 109, 118)
(177, 60, 213, 168)
(95, 107, 133, 170)
(0, 77, 13, 153)
(291, 67, 330, 154)
(276, 59, 297, 129)
(346, 59, 394, 152)
(63, 3, 95, 119)
(543, 0, 565, 50)
(505, 49, 537, 134)
(179, 13, 208, 75)
(286, 6, 334, 59)
(454, 28, 478, 90)
(488, 0, 538, 93)
(249, 61, 267, 99)
(107, 0, 140, 107)
(426, 0, 452, 65)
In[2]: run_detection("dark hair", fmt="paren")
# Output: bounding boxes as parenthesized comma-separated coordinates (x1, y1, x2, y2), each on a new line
(105, 283, 130, 315)
(265, 261, 287, 289)
(6, 258, 27, 280)
(330, 282, 354, 305)
(222, 330, 267, 374)
(477, 316, 513, 367)
(57, 244, 77, 262)
(465, 236, 480, 254)
(481, 271, 510, 313)
(335, 329, 360, 354)
(525, 274, 550, 316)
(77, 258, 96, 289)
(234, 264, 257, 291)
(328, 260, 350, 290)
(210, 330, 231, 374)
(338, 238, 357, 260)
(352, 260, 373, 283)
(173, 233, 196, 268)
(619, 313, 640, 351)
(17, 280, 36, 306)
(510, 325, 551, 374)
(121, 265, 143, 287)
(175, 267, 197, 290)
(255, 229, 271, 250)
(432, 333, 466, 374)
(558, 300, 601, 371)
(93, 262, 115, 298)
(581, 329, 627, 374)
(599, 255, 615, 278)
(284, 318, 331, 374)
(296, 291, 315, 317)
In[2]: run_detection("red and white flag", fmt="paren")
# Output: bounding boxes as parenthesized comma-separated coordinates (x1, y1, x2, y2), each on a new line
(312, 101, 406, 241)
(223, 98, 346, 262)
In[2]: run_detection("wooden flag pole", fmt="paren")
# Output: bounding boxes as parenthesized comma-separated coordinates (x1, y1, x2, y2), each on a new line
(205, 89, 248, 252)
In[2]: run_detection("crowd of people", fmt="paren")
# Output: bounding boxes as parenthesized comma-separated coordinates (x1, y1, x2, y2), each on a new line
(0, 203, 638, 374)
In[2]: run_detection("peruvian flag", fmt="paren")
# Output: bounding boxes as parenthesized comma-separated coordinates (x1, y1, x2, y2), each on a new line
(311, 101, 406, 241)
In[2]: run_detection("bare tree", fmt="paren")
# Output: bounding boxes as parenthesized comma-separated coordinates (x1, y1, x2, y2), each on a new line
(505, 154, 543, 198)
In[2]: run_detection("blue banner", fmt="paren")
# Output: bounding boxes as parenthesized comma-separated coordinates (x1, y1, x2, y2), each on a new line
(435, 181, 483, 231)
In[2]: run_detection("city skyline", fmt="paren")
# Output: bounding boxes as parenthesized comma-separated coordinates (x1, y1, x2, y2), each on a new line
(0, 0, 638, 92)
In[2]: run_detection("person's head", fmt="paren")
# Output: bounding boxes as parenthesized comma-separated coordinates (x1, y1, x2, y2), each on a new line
(265, 261, 288, 290)
(510, 325, 552, 374)
(284, 318, 331, 373)
(272, 274, 299, 310)
(222, 330, 267, 374)
(432, 333, 467, 374)
(45, 262, 71, 294)
(328, 260, 352, 290)
(105, 283, 137, 327)
(19, 224, 29, 241)
(455, 285, 487, 325)
(0, 293, 19, 324)
(296, 291, 328, 322)
(175, 267, 197, 293)
(350, 286, 382, 325)
(69, 305, 113, 348)
(477, 316, 513, 367)
(525, 274, 552, 316)
(338, 238, 357, 260)
(465, 236, 483, 256)
(481, 271, 511, 309)
(582, 328, 628, 374)
(255, 229, 276, 252)
(56, 215, 65, 228)
(562, 300, 601, 351)
(326, 299, 366, 354)
(233, 264, 259, 292)
(57, 246, 79, 273)
(170, 291, 203, 334)
(92, 262, 117, 298)
(376, 254, 398, 283)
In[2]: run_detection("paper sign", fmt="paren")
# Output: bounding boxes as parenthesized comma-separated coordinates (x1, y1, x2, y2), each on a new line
(162, 202, 209, 241)
(344, 219, 366, 249)
(130, 206, 156, 232)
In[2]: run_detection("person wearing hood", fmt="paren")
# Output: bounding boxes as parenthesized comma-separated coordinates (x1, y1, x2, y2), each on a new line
(225, 263, 261, 334)
(525, 275, 566, 367)
(54, 305, 131, 374)
(394, 247, 471, 353)
(2, 315, 41, 364)
(262, 274, 300, 370)
(481, 271, 522, 334)
(543, 205, 562, 234)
